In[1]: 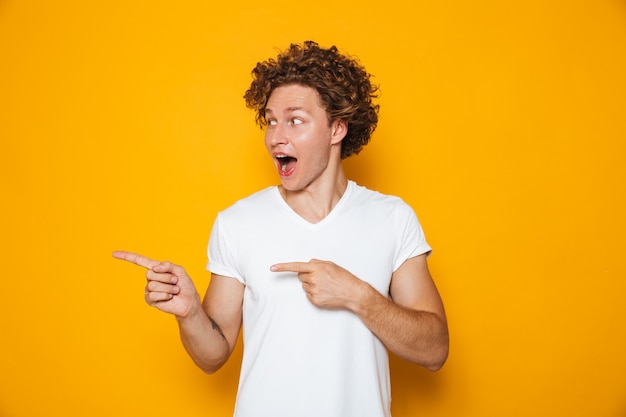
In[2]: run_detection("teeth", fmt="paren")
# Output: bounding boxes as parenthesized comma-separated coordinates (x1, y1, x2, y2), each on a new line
(277, 155, 290, 172)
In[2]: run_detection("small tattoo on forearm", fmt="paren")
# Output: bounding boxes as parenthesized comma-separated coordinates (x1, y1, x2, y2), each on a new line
(209, 316, 227, 342)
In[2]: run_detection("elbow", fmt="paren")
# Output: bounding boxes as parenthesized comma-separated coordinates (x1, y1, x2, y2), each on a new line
(198, 362, 225, 375)
(401, 337, 449, 372)
(184, 341, 232, 375)
(425, 351, 447, 372)
(193, 357, 227, 375)
(425, 335, 449, 372)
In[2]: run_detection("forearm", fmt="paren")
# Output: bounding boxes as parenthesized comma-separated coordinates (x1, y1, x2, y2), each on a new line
(351, 285, 449, 371)
(176, 298, 232, 374)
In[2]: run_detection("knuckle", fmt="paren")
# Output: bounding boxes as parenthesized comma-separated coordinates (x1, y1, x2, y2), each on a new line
(147, 291, 164, 302)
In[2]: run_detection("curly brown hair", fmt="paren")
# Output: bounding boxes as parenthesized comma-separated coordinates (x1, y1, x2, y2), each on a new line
(244, 41, 379, 159)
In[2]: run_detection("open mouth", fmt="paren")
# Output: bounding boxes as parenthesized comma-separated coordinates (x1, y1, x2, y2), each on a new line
(276, 154, 297, 173)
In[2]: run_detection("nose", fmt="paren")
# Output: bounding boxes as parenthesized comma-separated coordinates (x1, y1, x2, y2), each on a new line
(267, 122, 289, 147)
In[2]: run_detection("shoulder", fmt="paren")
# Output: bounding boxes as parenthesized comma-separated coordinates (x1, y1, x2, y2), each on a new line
(218, 186, 279, 218)
(349, 181, 416, 217)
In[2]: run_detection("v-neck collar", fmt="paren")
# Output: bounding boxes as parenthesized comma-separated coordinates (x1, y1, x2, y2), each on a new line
(273, 180, 355, 229)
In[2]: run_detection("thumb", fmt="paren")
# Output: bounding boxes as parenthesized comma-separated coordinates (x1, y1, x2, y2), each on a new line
(152, 261, 187, 277)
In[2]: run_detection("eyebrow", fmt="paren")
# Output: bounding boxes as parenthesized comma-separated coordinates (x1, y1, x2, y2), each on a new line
(265, 106, 306, 115)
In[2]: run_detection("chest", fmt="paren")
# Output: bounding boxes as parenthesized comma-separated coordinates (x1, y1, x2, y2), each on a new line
(237, 217, 399, 297)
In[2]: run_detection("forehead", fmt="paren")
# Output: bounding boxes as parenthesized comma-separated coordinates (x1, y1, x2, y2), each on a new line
(265, 84, 324, 114)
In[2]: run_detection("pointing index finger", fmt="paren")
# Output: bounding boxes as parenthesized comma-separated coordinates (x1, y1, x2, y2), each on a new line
(112, 250, 159, 270)
(270, 262, 312, 273)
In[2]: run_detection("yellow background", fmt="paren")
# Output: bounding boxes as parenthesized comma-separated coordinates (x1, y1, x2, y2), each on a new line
(1, 0, 625, 416)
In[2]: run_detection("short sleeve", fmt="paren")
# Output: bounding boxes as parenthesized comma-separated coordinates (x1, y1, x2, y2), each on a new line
(393, 203, 432, 272)
(206, 213, 245, 284)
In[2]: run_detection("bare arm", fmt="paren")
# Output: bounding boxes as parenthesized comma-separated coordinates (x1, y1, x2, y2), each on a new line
(112, 251, 243, 374)
(354, 255, 448, 371)
(180, 273, 244, 373)
(270, 254, 448, 371)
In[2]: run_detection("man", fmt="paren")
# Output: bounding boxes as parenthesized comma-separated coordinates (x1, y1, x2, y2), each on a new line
(114, 41, 448, 417)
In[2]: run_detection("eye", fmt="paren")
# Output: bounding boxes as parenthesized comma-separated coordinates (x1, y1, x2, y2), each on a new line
(291, 118, 303, 125)
(266, 118, 277, 126)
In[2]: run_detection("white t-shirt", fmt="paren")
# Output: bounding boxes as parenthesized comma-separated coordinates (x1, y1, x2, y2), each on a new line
(207, 181, 431, 417)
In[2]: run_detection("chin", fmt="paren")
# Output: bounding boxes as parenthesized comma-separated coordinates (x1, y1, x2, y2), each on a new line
(279, 178, 303, 192)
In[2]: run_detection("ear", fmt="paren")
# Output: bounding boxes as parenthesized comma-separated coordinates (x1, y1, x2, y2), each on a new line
(330, 119, 348, 145)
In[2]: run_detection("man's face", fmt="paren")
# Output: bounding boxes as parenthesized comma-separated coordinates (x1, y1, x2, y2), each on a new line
(264, 84, 345, 192)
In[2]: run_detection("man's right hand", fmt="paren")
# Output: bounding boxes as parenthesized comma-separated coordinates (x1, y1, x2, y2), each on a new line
(112, 251, 201, 318)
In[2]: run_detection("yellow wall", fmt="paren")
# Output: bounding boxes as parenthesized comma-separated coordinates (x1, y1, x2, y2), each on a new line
(1, 1, 625, 416)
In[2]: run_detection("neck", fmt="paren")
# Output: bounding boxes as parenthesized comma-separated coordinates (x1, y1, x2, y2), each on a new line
(279, 168, 348, 224)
